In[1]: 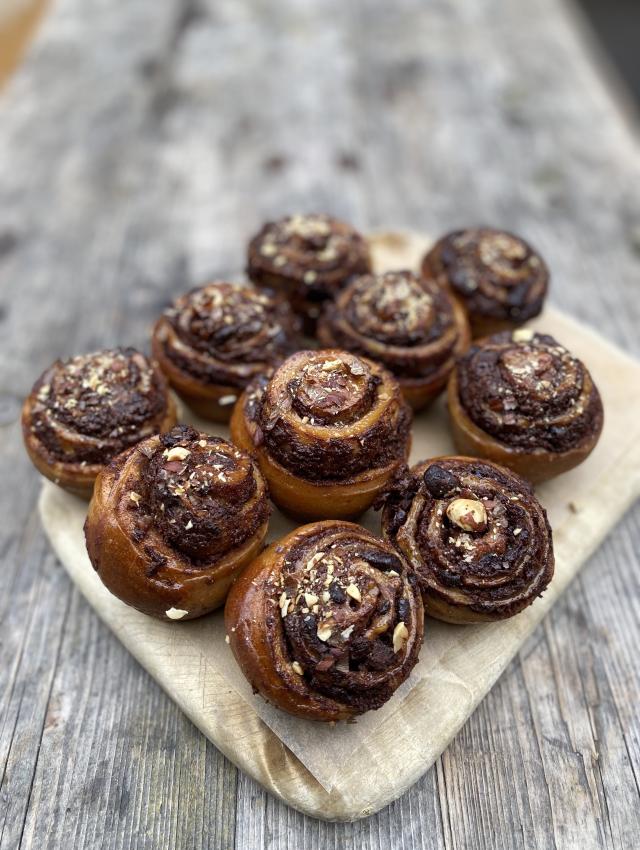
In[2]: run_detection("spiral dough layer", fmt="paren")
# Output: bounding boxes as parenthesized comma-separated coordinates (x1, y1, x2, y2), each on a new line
(381, 457, 554, 621)
(225, 521, 424, 720)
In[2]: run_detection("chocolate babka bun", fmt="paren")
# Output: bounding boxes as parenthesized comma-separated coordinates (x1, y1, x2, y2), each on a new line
(225, 520, 424, 721)
(84, 425, 270, 619)
(317, 270, 470, 409)
(246, 214, 371, 329)
(422, 228, 549, 335)
(230, 349, 412, 518)
(22, 347, 177, 497)
(240, 349, 411, 481)
(447, 329, 604, 482)
(381, 456, 554, 623)
(456, 330, 603, 451)
(152, 282, 300, 421)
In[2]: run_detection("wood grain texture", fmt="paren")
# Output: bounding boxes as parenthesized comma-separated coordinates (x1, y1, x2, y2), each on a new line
(0, 0, 638, 847)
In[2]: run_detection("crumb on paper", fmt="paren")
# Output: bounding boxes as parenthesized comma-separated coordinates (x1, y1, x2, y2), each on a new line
(166, 607, 188, 620)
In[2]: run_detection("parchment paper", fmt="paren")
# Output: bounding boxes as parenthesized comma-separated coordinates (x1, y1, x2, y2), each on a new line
(38, 233, 640, 820)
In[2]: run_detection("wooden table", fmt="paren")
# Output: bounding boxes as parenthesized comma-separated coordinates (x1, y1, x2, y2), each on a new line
(1, 0, 639, 847)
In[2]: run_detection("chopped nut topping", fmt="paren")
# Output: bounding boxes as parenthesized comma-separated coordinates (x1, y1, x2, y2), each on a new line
(388, 570, 400, 577)
(225, 634, 230, 644)
(129, 491, 141, 504)
(393, 621, 409, 653)
(166, 446, 191, 462)
(341, 624, 355, 639)
(260, 243, 277, 257)
(185, 520, 193, 530)
(279, 592, 291, 618)
(218, 394, 237, 406)
(346, 584, 361, 603)
(446, 498, 488, 533)
(198, 439, 208, 447)
(321, 358, 343, 370)
(165, 607, 188, 620)
(513, 527, 522, 536)
(305, 552, 325, 570)
(317, 624, 332, 642)
(303, 270, 317, 284)
(292, 661, 304, 675)
(304, 592, 319, 607)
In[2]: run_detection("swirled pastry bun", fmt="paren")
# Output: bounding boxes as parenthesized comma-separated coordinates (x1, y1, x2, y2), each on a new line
(22, 347, 177, 498)
(448, 329, 604, 482)
(247, 214, 371, 331)
(84, 425, 270, 619)
(317, 270, 470, 410)
(381, 456, 554, 623)
(152, 282, 300, 423)
(225, 520, 423, 721)
(230, 349, 412, 520)
(422, 228, 549, 337)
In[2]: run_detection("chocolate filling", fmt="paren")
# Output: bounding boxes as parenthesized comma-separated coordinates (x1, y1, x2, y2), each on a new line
(127, 425, 269, 565)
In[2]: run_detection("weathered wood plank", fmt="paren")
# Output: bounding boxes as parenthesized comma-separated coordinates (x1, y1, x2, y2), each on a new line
(0, 0, 639, 846)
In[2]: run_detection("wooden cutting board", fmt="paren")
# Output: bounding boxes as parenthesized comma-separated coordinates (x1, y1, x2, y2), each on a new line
(38, 232, 640, 821)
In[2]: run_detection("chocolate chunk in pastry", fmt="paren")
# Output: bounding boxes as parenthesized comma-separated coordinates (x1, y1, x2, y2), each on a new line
(317, 270, 470, 410)
(447, 329, 604, 482)
(84, 425, 270, 619)
(225, 520, 423, 720)
(152, 282, 300, 422)
(380, 456, 554, 623)
(22, 347, 177, 498)
(247, 214, 371, 331)
(422, 228, 549, 337)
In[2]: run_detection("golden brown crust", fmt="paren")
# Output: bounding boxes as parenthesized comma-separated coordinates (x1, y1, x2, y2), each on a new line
(246, 214, 371, 330)
(230, 349, 412, 520)
(422, 228, 548, 337)
(380, 456, 555, 623)
(224, 520, 424, 721)
(22, 347, 177, 498)
(317, 270, 470, 410)
(151, 282, 300, 423)
(448, 330, 604, 483)
(84, 425, 270, 619)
